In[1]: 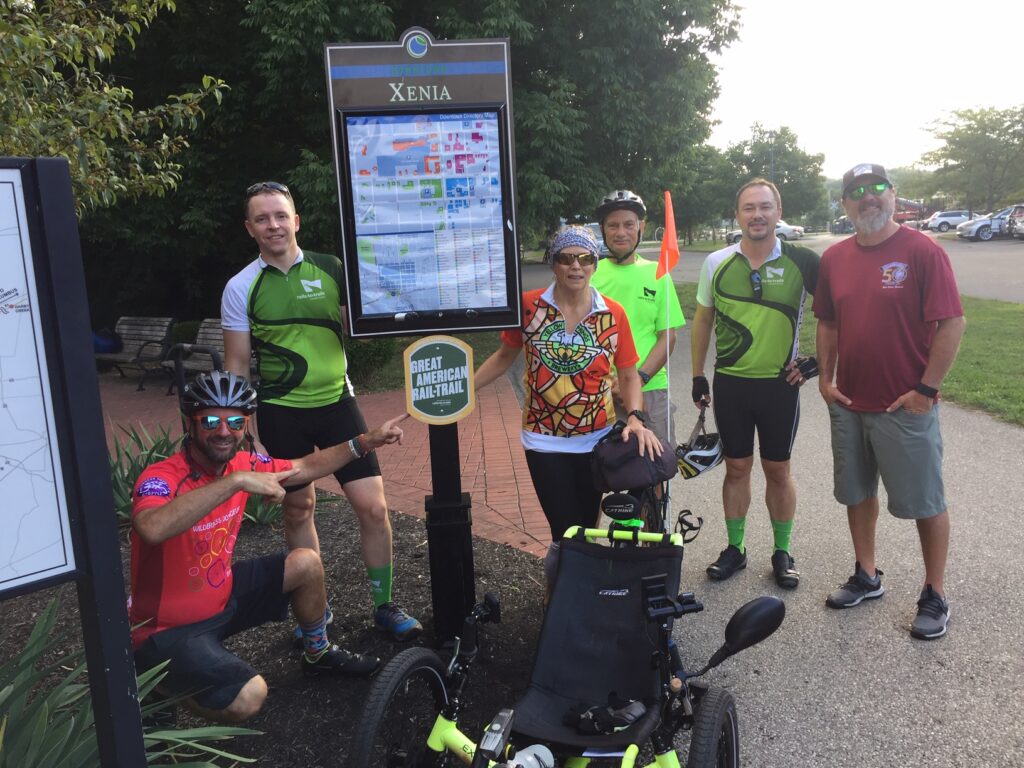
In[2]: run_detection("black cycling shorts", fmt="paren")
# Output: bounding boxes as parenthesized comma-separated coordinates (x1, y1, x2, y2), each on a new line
(133, 552, 290, 711)
(712, 371, 800, 462)
(526, 450, 602, 541)
(257, 395, 381, 489)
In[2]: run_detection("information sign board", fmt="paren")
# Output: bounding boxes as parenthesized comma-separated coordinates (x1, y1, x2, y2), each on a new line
(404, 335, 475, 424)
(0, 167, 76, 593)
(325, 28, 521, 338)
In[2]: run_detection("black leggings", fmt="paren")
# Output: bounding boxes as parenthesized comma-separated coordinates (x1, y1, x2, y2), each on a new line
(525, 450, 602, 541)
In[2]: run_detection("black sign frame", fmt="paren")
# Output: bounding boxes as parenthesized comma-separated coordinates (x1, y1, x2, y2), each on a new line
(324, 27, 522, 339)
(334, 102, 520, 337)
(0, 157, 146, 765)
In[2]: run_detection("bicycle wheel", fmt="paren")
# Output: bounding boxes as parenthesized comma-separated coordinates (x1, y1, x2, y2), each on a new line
(686, 686, 739, 768)
(349, 646, 451, 768)
(640, 483, 667, 535)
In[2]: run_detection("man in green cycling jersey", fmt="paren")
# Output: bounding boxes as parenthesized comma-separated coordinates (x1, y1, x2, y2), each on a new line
(590, 190, 686, 446)
(690, 178, 819, 589)
(222, 181, 421, 642)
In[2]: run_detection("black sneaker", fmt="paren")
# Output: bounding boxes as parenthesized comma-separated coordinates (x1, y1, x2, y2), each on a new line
(910, 585, 950, 640)
(826, 562, 884, 608)
(771, 550, 800, 589)
(301, 645, 381, 678)
(706, 545, 747, 581)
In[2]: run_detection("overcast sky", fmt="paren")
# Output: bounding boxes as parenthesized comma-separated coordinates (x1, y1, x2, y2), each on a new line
(708, 0, 1023, 179)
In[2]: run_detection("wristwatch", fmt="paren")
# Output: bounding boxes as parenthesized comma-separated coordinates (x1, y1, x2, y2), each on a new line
(627, 409, 647, 425)
(638, 370, 651, 385)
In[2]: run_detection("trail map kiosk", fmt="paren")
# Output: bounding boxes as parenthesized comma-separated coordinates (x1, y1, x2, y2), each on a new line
(324, 29, 521, 640)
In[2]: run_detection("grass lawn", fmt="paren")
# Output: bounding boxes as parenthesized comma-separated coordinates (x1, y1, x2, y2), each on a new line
(358, 286, 1024, 428)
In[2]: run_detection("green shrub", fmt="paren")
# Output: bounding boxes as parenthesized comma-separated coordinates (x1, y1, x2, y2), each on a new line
(0, 597, 258, 767)
(345, 337, 400, 383)
(171, 320, 201, 345)
(109, 425, 182, 521)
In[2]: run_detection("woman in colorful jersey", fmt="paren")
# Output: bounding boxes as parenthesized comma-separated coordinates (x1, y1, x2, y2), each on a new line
(475, 225, 661, 584)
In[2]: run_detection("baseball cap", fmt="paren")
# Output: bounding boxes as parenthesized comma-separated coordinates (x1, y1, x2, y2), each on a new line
(842, 163, 892, 198)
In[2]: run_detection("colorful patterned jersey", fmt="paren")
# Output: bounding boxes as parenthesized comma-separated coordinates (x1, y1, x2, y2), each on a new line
(501, 285, 638, 453)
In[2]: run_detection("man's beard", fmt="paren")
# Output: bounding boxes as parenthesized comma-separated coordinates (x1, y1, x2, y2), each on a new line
(194, 433, 242, 464)
(852, 195, 895, 235)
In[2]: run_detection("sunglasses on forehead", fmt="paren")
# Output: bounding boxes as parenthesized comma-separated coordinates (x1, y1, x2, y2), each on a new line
(245, 181, 290, 198)
(553, 251, 597, 266)
(194, 414, 249, 431)
(846, 182, 890, 201)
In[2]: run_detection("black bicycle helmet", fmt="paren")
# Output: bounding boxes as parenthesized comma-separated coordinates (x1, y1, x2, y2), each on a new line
(180, 370, 258, 415)
(595, 190, 647, 223)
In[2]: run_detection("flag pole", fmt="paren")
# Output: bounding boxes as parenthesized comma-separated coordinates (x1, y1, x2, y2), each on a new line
(656, 191, 680, 533)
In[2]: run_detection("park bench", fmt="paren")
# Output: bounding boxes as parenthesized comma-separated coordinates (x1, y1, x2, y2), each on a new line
(162, 318, 258, 394)
(94, 316, 176, 391)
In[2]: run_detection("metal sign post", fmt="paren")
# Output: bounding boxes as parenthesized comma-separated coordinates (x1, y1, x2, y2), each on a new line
(0, 157, 145, 765)
(403, 336, 475, 641)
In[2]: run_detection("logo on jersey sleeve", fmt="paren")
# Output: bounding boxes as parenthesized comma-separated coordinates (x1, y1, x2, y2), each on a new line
(881, 262, 909, 288)
(137, 477, 171, 498)
(255, 453, 272, 464)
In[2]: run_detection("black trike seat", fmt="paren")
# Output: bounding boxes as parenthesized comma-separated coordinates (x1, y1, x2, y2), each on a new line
(511, 534, 683, 751)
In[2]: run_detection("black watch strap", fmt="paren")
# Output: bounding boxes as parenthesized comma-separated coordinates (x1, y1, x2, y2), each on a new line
(638, 370, 651, 385)
(915, 382, 939, 399)
(627, 409, 647, 424)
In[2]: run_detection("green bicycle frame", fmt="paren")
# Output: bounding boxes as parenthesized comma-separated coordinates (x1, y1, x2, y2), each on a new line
(562, 526, 684, 546)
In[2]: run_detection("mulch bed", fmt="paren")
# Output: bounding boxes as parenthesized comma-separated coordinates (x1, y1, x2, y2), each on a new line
(0, 500, 545, 766)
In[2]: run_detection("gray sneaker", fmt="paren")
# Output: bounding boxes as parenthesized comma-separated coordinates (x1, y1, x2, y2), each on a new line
(826, 562, 884, 608)
(910, 585, 950, 640)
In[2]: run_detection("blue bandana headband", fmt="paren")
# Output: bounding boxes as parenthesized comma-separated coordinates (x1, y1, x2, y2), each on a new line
(546, 225, 599, 262)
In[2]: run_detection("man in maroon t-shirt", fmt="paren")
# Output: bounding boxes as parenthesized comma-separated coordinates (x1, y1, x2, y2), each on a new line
(814, 163, 965, 641)
(131, 371, 406, 722)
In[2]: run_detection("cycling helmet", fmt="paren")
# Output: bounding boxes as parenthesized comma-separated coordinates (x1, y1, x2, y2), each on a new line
(595, 190, 647, 223)
(675, 407, 724, 479)
(180, 370, 258, 415)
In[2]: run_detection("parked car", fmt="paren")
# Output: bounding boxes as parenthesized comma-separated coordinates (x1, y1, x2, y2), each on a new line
(1007, 204, 1024, 239)
(724, 220, 804, 244)
(956, 207, 1017, 241)
(924, 210, 973, 232)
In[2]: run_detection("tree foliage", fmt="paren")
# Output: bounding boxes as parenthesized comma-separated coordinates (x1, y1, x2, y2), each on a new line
(77, 0, 740, 324)
(921, 106, 1024, 211)
(725, 124, 826, 220)
(0, 0, 227, 214)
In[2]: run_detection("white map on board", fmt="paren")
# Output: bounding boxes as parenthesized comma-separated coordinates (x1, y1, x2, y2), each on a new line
(346, 112, 509, 315)
(0, 170, 75, 592)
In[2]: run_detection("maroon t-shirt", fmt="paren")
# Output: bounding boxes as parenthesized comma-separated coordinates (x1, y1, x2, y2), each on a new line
(813, 226, 963, 412)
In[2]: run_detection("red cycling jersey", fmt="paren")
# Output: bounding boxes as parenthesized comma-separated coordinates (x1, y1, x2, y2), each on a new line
(129, 449, 292, 647)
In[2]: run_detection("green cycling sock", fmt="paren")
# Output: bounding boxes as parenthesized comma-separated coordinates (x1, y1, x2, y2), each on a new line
(367, 564, 393, 609)
(772, 519, 794, 554)
(725, 517, 746, 553)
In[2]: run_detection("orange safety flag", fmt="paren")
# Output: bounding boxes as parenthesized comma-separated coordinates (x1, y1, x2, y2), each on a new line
(656, 190, 679, 279)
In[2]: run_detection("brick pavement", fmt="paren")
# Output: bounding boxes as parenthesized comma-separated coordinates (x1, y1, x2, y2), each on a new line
(98, 371, 549, 558)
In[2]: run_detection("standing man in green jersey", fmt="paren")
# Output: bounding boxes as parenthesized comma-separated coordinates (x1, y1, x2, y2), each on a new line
(590, 190, 686, 445)
(690, 178, 819, 589)
(222, 181, 421, 642)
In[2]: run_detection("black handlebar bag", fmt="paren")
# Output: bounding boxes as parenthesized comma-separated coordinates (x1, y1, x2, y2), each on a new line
(590, 422, 677, 493)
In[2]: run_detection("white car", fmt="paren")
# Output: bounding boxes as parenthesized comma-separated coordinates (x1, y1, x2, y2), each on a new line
(956, 207, 1014, 241)
(924, 210, 973, 232)
(725, 220, 804, 244)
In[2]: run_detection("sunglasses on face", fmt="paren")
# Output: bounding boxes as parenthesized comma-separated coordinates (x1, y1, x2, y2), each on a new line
(846, 182, 890, 201)
(553, 251, 597, 267)
(750, 270, 763, 300)
(194, 415, 249, 431)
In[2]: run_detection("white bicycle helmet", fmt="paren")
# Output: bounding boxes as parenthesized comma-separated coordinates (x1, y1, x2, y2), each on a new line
(675, 406, 723, 479)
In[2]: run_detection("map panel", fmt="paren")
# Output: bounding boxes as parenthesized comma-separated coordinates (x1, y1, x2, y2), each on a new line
(346, 112, 510, 315)
(0, 169, 76, 594)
